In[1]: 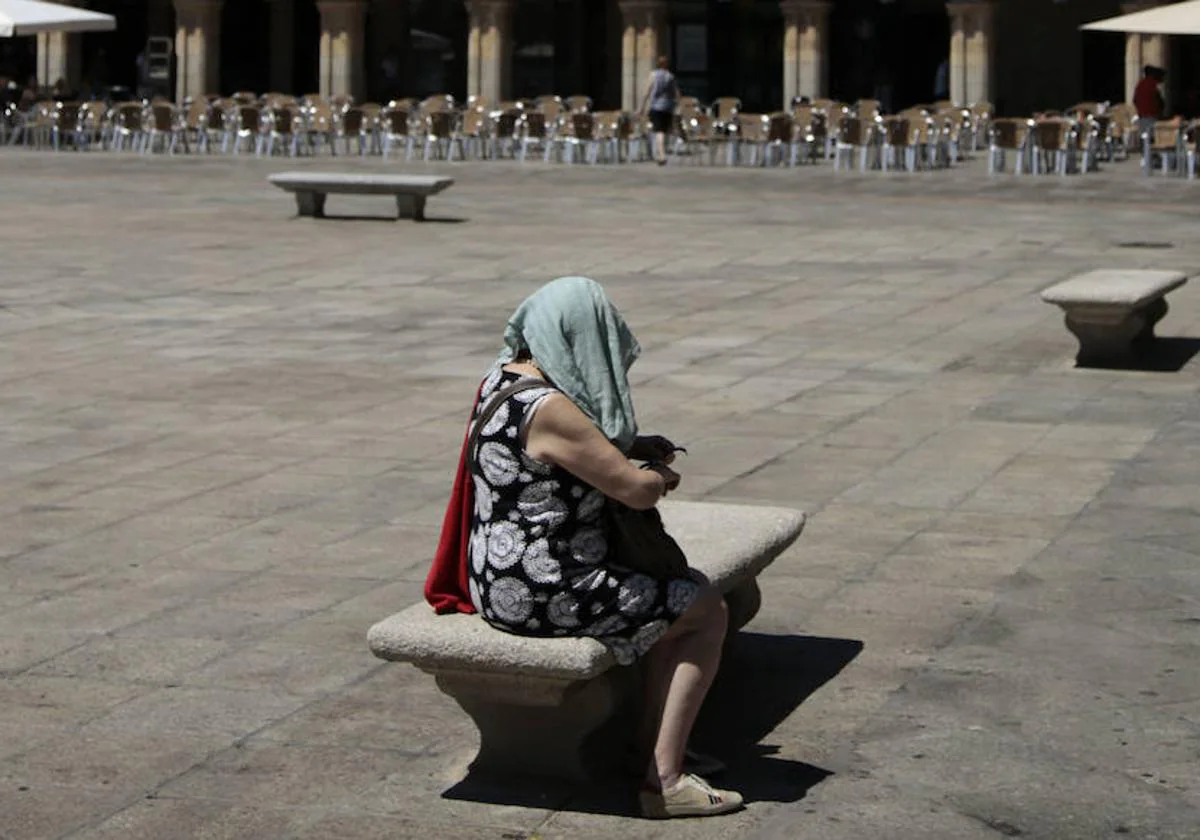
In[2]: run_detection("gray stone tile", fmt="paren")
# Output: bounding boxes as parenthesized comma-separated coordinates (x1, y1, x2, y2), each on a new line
(3, 149, 1200, 840)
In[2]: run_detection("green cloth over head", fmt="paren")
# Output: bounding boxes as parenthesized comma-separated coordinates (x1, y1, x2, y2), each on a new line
(500, 276, 641, 451)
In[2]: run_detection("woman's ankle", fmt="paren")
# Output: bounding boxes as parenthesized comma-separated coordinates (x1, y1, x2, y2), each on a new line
(658, 771, 682, 790)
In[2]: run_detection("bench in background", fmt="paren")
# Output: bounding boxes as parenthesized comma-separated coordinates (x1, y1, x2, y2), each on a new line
(267, 172, 454, 221)
(1041, 269, 1188, 366)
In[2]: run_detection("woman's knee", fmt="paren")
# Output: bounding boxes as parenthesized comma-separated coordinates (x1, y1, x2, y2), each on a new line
(684, 585, 727, 632)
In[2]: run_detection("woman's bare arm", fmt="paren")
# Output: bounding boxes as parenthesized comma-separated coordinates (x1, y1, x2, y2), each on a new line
(525, 393, 673, 509)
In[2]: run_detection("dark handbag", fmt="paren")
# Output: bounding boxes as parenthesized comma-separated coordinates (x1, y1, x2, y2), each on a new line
(606, 500, 689, 580)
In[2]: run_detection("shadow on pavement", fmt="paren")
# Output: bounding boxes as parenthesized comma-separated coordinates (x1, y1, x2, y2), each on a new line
(443, 632, 861, 816)
(305, 213, 468, 223)
(1077, 336, 1200, 373)
(694, 632, 862, 803)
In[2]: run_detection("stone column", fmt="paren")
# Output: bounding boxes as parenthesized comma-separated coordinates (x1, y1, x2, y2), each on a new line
(466, 0, 516, 104)
(618, 0, 667, 112)
(780, 0, 829, 107)
(1122, 2, 1169, 108)
(268, 0, 295, 93)
(174, 0, 223, 102)
(318, 0, 368, 100)
(36, 0, 83, 89)
(947, 1, 994, 106)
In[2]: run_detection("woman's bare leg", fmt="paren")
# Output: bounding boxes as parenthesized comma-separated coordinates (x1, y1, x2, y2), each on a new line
(641, 586, 728, 789)
(653, 131, 667, 163)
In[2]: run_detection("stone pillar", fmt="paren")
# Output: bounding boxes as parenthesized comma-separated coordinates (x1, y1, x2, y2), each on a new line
(174, 0, 223, 102)
(947, 1, 994, 107)
(618, 0, 667, 112)
(1122, 2, 1169, 108)
(268, 0, 295, 93)
(37, 32, 82, 90)
(466, 0, 516, 104)
(36, 0, 83, 89)
(780, 0, 829, 107)
(318, 0, 368, 100)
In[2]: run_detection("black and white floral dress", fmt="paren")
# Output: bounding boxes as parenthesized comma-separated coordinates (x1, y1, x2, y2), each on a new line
(467, 366, 700, 665)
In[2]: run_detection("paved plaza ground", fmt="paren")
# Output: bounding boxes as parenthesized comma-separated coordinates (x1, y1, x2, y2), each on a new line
(1, 147, 1199, 839)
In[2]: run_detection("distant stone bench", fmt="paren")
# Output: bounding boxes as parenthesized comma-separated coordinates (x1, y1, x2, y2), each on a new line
(267, 172, 454, 221)
(1041, 269, 1188, 366)
(367, 500, 806, 781)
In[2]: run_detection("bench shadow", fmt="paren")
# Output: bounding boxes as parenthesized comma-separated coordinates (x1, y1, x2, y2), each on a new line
(299, 214, 468, 224)
(441, 632, 862, 816)
(1078, 337, 1200, 373)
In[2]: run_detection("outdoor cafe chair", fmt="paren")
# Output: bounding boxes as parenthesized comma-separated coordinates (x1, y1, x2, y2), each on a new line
(140, 102, 184, 154)
(591, 110, 627, 164)
(880, 116, 916, 171)
(518, 110, 552, 162)
(301, 101, 337, 155)
(987, 118, 1031, 174)
(551, 111, 598, 164)
(1032, 119, 1075, 175)
(110, 102, 145, 152)
(422, 110, 457, 160)
(261, 105, 302, 156)
(676, 112, 718, 165)
(224, 105, 263, 155)
(730, 113, 769, 166)
(1143, 117, 1183, 176)
(380, 107, 414, 161)
(335, 106, 370, 155)
(452, 107, 489, 160)
(1183, 121, 1200, 180)
(489, 107, 522, 159)
(763, 112, 796, 167)
(179, 99, 211, 153)
(710, 96, 741, 137)
(565, 95, 592, 114)
(833, 115, 875, 171)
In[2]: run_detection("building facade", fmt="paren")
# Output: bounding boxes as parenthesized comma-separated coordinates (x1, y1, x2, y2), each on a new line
(12, 1, 1181, 116)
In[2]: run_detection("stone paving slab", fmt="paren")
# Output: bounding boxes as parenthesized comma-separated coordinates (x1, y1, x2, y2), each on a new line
(0, 148, 1199, 839)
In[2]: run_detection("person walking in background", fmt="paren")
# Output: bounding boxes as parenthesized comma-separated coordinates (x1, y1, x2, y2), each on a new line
(1134, 64, 1166, 147)
(640, 56, 679, 166)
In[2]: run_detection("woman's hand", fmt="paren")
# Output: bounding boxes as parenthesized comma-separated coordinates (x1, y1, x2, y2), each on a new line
(646, 462, 681, 494)
(629, 434, 681, 464)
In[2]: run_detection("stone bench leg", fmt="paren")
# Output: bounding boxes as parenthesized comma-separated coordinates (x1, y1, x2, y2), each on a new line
(1064, 297, 1168, 366)
(295, 191, 326, 218)
(433, 667, 634, 781)
(396, 194, 427, 221)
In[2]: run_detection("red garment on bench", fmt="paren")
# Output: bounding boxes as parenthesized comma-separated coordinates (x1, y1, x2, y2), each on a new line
(423, 388, 482, 615)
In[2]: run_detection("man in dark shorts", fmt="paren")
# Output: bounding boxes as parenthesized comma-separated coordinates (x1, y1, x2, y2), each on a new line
(641, 56, 679, 166)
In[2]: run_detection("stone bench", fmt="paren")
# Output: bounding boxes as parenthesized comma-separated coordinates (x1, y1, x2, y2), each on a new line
(267, 172, 454, 221)
(367, 500, 806, 781)
(1041, 269, 1188, 366)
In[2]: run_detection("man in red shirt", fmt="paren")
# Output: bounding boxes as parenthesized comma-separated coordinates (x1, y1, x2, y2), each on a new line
(1135, 65, 1165, 117)
(1134, 65, 1166, 155)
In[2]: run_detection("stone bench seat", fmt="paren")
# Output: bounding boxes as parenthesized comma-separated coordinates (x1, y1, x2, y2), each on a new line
(1041, 269, 1188, 366)
(366, 500, 806, 780)
(267, 172, 454, 221)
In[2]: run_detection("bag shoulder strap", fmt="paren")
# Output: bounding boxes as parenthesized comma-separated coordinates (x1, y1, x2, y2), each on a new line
(467, 377, 551, 470)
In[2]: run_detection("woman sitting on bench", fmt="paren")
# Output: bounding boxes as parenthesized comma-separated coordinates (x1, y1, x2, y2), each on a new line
(425, 276, 741, 819)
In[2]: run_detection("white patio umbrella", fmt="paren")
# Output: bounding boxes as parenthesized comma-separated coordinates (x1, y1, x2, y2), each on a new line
(1082, 0, 1200, 34)
(0, 0, 115, 37)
